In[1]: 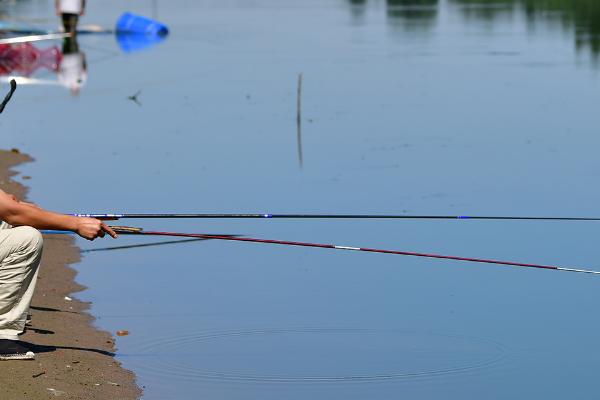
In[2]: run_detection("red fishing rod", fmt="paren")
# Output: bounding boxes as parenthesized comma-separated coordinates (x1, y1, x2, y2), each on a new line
(110, 226, 600, 275)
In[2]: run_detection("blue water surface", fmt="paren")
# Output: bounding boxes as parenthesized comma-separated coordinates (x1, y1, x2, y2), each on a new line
(2, 0, 600, 398)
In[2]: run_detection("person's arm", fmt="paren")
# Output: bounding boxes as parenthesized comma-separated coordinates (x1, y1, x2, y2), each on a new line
(80, 0, 85, 16)
(0, 190, 116, 240)
(55, 0, 61, 16)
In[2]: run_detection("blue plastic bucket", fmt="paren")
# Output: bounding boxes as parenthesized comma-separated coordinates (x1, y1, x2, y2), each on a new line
(115, 12, 169, 36)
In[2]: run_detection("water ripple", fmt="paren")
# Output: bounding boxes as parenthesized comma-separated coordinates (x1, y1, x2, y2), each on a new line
(120, 327, 507, 384)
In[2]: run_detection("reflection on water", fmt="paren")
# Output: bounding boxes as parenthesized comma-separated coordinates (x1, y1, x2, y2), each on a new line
(0, 33, 166, 92)
(0, 3, 167, 93)
(0, 42, 60, 76)
(347, 0, 600, 62)
(0, 38, 86, 94)
(386, 0, 439, 32)
(348, 0, 439, 33)
(452, 0, 600, 59)
(58, 35, 87, 95)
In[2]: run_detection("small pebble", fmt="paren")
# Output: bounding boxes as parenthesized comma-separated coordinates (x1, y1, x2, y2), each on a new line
(64, 296, 72, 301)
(116, 330, 129, 336)
(47, 388, 65, 396)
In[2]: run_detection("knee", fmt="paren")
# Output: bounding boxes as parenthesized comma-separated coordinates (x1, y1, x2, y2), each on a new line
(16, 226, 43, 254)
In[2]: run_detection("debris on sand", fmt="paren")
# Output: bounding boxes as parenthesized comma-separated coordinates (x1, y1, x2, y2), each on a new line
(47, 388, 65, 396)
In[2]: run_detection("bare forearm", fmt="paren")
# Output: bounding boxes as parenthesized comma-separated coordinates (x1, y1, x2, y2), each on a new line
(0, 190, 116, 240)
(5, 204, 79, 231)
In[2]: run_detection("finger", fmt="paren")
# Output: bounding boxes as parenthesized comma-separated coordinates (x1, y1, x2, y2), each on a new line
(101, 223, 118, 238)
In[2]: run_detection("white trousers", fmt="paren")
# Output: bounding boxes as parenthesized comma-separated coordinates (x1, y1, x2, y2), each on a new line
(0, 221, 43, 340)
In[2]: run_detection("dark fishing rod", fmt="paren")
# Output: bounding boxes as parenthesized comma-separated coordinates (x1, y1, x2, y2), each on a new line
(0, 79, 17, 114)
(109, 226, 600, 275)
(75, 213, 600, 221)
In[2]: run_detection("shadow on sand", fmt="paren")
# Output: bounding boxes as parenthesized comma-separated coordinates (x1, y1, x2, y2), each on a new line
(26, 342, 115, 357)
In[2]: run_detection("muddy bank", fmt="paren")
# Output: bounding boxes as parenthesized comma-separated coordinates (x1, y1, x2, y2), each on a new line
(0, 149, 141, 399)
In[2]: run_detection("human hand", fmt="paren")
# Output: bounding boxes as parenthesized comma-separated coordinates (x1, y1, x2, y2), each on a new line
(75, 218, 117, 240)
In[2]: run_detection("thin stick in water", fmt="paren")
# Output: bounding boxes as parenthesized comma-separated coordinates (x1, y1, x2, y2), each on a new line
(297, 73, 303, 168)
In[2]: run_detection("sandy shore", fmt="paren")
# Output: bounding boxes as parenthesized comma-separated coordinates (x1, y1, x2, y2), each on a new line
(0, 149, 141, 399)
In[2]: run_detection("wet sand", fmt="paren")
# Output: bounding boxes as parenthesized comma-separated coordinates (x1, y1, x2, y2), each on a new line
(0, 150, 141, 399)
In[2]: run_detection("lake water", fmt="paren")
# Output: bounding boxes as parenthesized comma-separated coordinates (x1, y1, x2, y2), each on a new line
(2, 0, 600, 398)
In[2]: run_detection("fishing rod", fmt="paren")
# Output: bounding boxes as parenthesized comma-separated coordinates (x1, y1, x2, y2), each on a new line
(0, 79, 17, 114)
(75, 213, 600, 221)
(109, 226, 600, 275)
(0, 32, 71, 45)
